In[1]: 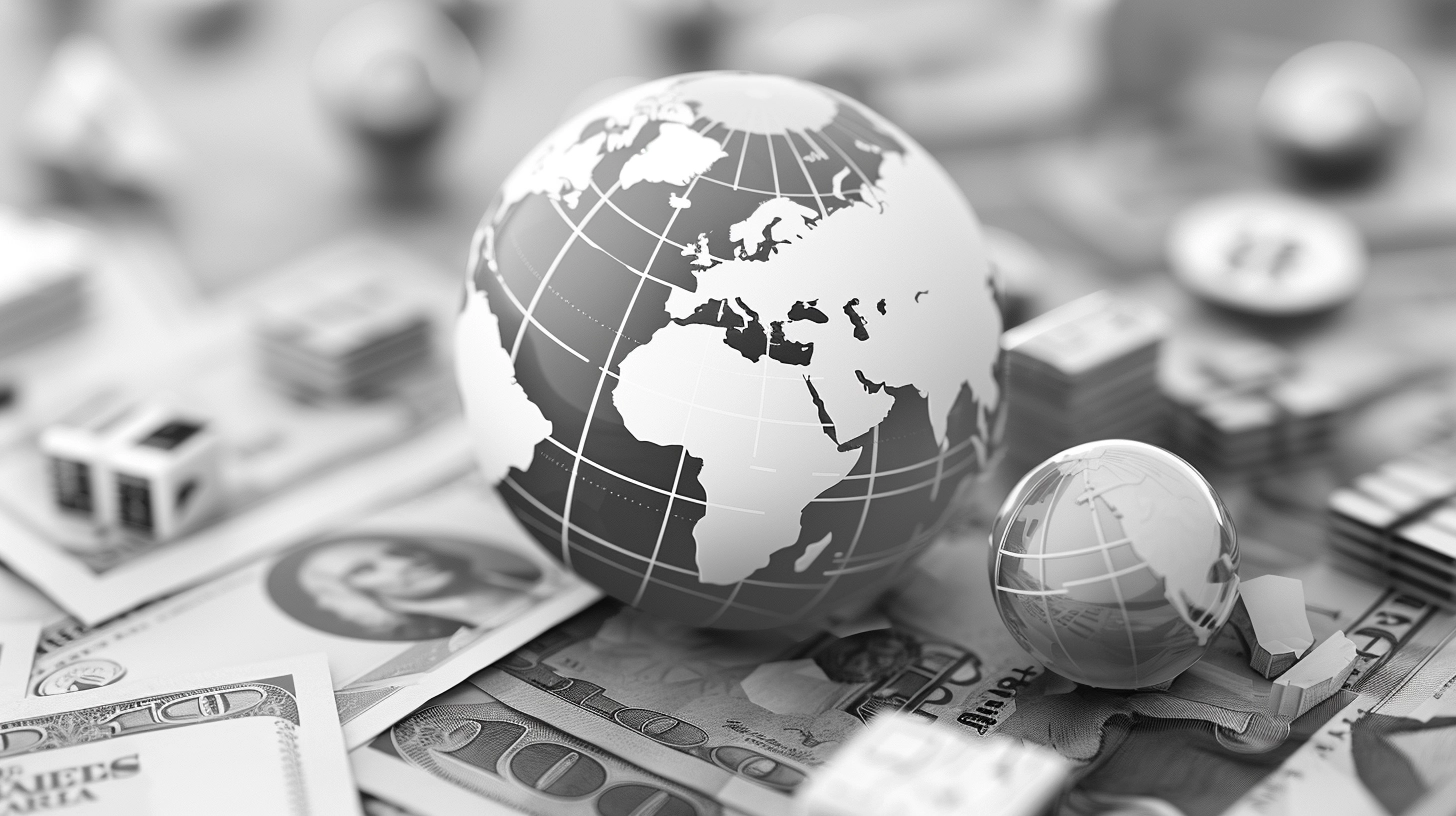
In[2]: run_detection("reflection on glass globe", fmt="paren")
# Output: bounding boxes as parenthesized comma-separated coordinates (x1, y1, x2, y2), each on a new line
(990, 440, 1239, 689)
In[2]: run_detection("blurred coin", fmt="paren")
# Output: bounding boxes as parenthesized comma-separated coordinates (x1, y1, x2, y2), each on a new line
(1258, 41, 1421, 185)
(313, 0, 480, 146)
(1167, 192, 1367, 316)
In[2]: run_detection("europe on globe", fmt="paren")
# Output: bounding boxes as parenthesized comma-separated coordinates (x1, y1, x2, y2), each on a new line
(990, 440, 1240, 688)
(455, 71, 1004, 628)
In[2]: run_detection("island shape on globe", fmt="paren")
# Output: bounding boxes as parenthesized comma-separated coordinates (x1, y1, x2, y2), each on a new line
(456, 71, 1003, 628)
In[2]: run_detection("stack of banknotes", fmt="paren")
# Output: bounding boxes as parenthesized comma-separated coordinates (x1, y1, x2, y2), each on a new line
(1328, 438, 1456, 611)
(1162, 339, 1345, 474)
(1000, 292, 1168, 467)
(254, 274, 435, 401)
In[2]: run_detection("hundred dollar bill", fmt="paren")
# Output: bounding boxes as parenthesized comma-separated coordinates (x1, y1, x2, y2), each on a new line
(0, 237, 464, 625)
(0, 622, 41, 702)
(428, 524, 1447, 816)
(352, 684, 723, 816)
(0, 654, 359, 815)
(27, 471, 600, 748)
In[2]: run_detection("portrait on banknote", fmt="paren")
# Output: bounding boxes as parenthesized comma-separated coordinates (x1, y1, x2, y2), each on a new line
(266, 532, 543, 642)
(27, 475, 601, 747)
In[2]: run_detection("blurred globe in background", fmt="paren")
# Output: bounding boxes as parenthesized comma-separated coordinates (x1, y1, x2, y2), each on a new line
(456, 71, 1003, 629)
(990, 440, 1239, 688)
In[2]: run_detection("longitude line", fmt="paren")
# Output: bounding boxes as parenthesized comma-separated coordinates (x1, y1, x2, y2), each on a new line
(559, 176, 703, 569)
(787, 131, 827, 218)
(508, 182, 621, 362)
(633, 342, 711, 605)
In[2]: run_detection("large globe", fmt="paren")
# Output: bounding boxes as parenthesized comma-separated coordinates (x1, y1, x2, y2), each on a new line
(990, 440, 1240, 688)
(456, 72, 1003, 629)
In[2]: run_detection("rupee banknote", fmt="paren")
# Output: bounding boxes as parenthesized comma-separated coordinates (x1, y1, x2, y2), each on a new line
(356, 524, 1456, 816)
(0, 622, 40, 703)
(0, 654, 358, 815)
(26, 471, 601, 748)
(0, 238, 464, 625)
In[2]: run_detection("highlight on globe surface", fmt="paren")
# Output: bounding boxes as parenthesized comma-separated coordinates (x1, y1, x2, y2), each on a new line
(7, 3, 1456, 815)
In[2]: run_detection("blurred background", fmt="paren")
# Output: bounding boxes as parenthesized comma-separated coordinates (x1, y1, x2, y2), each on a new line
(8, 0, 1456, 286)
(11, 0, 1456, 563)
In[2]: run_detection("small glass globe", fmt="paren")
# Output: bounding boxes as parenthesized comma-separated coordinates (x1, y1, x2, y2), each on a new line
(990, 440, 1239, 689)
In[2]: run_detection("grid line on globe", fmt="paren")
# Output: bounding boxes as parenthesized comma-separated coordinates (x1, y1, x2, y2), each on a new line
(993, 467, 1157, 680)
(457, 73, 1004, 627)
(990, 441, 1240, 688)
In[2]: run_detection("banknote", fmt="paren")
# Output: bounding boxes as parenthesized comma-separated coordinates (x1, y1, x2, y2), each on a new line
(353, 684, 723, 816)
(0, 622, 40, 702)
(0, 237, 464, 625)
(1223, 616, 1456, 816)
(0, 654, 358, 815)
(27, 470, 601, 748)
(0, 565, 64, 626)
(390, 523, 1446, 816)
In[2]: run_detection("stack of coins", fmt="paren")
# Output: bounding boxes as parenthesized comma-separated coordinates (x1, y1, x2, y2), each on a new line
(1327, 438, 1456, 610)
(1001, 292, 1167, 468)
(0, 211, 90, 355)
(254, 275, 434, 401)
(1162, 340, 1344, 473)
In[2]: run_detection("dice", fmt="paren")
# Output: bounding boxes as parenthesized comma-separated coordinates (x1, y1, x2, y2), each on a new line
(41, 404, 223, 540)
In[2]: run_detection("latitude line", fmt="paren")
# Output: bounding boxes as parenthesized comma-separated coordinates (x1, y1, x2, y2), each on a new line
(807, 455, 981, 503)
(695, 176, 824, 198)
(497, 233, 590, 363)
(1000, 538, 1135, 560)
(541, 434, 762, 514)
(559, 175, 704, 570)
(504, 478, 804, 619)
(699, 579, 746, 628)
(587, 181, 733, 265)
(546, 198, 691, 293)
(507, 181, 621, 363)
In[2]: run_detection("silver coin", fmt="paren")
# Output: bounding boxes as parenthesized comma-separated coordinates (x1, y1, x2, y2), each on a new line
(1166, 191, 1367, 315)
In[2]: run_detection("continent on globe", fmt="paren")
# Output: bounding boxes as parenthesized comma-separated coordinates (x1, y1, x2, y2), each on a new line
(990, 440, 1241, 689)
(456, 71, 1003, 628)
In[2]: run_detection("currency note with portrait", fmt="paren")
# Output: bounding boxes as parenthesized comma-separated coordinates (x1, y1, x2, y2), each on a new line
(0, 654, 358, 815)
(26, 470, 600, 748)
(0, 237, 464, 625)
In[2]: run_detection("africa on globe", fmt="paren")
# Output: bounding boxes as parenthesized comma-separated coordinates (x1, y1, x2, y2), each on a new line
(990, 440, 1240, 689)
(455, 71, 1003, 628)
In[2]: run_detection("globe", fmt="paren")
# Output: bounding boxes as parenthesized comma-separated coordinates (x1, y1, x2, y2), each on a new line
(456, 72, 1003, 629)
(990, 440, 1239, 688)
